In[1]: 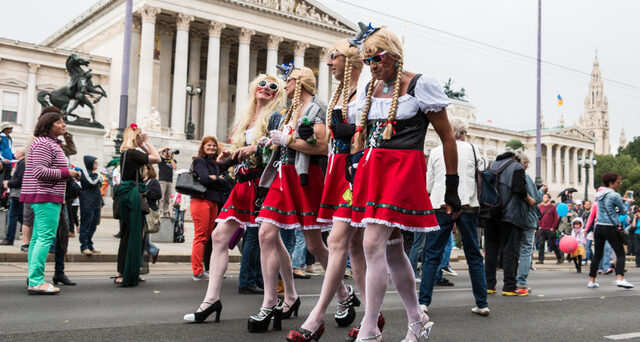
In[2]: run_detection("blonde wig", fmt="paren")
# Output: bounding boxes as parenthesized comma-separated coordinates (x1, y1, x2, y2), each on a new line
(229, 74, 287, 149)
(281, 67, 317, 145)
(353, 27, 404, 149)
(326, 39, 364, 142)
(120, 125, 142, 152)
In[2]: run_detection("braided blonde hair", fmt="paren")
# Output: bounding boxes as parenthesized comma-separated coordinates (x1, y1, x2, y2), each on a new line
(352, 79, 377, 151)
(383, 59, 404, 140)
(282, 80, 303, 145)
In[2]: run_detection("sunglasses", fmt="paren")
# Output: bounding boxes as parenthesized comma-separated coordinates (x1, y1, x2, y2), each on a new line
(258, 80, 279, 92)
(362, 50, 388, 65)
(329, 51, 343, 60)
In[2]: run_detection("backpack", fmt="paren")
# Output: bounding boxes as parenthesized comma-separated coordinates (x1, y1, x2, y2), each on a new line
(474, 153, 515, 218)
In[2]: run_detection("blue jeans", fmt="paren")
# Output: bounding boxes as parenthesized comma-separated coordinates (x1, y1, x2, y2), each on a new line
(79, 207, 100, 251)
(292, 230, 306, 269)
(599, 241, 612, 270)
(585, 239, 593, 262)
(239, 226, 263, 288)
(280, 229, 295, 255)
(516, 227, 536, 287)
(437, 233, 454, 282)
(5, 197, 23, 243)
(419, 211, 488, 308)
(409, 231, 427, 277)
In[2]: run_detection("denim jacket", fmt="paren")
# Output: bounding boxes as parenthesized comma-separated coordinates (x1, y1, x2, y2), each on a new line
(524, 174, 544, 229)
(595, 188, 630, 226)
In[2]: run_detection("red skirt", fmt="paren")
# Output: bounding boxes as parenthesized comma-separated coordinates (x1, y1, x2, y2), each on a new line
(351, 148, 440, 232)
(216, 178, 257, 228)
(256, 164, 330, 230)
(318, 153, 352, 223)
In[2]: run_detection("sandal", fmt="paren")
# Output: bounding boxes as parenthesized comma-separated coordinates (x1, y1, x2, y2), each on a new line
(27, 282, 60, 295)
(113, 276, 123, 284)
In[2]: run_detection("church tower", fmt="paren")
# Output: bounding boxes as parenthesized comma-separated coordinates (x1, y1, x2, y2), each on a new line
(579, 53, 610, 155)
(620, 128, 627, 150)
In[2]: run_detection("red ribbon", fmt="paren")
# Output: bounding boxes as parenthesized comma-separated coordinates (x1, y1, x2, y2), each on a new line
(355, 126, 364, 133)
(130, 123, 139, 130)
(381, 121, 397, 135)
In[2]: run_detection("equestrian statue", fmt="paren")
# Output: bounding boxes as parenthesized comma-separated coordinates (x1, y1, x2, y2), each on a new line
(37, 54, 107, 128)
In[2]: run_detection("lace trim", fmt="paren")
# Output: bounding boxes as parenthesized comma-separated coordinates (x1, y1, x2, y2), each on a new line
(255, 217, 331, 231)
(352, 218, 440, 232)
(215, 216, 254, 228)
(332, 216, 353, 224)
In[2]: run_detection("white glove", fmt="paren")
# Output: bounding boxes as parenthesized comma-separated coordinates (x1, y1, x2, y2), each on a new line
(270, 129, 288, 147)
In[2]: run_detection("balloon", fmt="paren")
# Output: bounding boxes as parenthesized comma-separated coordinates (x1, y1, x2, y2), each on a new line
(559, 236, 578, 254)
(556, 203, 569, 217)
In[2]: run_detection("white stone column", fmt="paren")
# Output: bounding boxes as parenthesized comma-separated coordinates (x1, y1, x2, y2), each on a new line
(317, 47, 330, 103)
(545, 143, 553, 184)
(203, 22, 225, 138)
(571, 147, 580, 186)
(135, 5, 160, 125)
(187, 31, 202, 138)
(218, 39, 231, 140)
(24, 63, 39, 131)
(266, 35, 283, 75)
(158, 26, 174, 128)
(249, 43, 259, 79)
(554, 145, 562, 184)
(128, 18, 142, 123)
(580, 149, 586, 186)
(294, 41, 308, 67)
(170, 13, 194, 138)
(234, 28, 255, 121)
(563, 146, 570, 186)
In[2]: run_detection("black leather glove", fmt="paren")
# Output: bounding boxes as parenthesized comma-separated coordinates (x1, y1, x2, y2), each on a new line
(445, 174, 462, 213)
(345, 151, 364, 184)
(298, 123, 314, 140)
(254, 186, 270, 209)
(331, 122, 356, 140)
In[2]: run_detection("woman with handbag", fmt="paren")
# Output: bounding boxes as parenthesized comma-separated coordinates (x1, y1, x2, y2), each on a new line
(183, 74, 285, 323)
(21, 107, 81, 295)
(189, 136, 228, 281)
(114, 123, 160, 287)
(588, 172, 634, 289)
(143, 164, 162, 263)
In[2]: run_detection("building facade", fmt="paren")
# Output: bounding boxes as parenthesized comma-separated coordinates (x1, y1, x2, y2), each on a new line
(579, 54, 610, 155)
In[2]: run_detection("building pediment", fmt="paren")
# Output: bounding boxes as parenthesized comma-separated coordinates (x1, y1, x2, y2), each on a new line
(0, 77, 27, 88)
(234, 0, 357, 32)
(556, 127, 596, 142)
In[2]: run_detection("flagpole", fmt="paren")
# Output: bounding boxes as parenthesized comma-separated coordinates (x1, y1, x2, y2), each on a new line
(535, 0, 542, 187)
(114, 0, 133, 155)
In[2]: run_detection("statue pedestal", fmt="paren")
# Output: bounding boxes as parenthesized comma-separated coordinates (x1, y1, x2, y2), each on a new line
(151, 217, 174, 243)
(65, 125, 107, 168)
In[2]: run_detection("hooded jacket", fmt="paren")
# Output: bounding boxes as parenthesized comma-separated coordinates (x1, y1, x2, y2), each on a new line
(571, 217, 586, 246)
(595, 187, 630, 227)
(79, 155, 102, 209)
(489, 152, 528, 228)
(524, 173, 543, 229)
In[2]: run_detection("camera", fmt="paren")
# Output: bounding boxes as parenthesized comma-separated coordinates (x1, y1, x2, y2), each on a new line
(172, 149, 180, 155)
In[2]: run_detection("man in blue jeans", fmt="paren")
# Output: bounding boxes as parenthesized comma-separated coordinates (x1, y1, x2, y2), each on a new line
(238, 226, 263, 294)
(420, 119, 489, 315)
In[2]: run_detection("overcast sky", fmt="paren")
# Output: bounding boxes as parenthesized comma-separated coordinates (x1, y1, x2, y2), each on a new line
(1, 0, 638, 153)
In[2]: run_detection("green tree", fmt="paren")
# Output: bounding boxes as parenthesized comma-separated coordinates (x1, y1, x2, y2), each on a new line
(618, 136, 640, 164)
(594, 153, 640, 201)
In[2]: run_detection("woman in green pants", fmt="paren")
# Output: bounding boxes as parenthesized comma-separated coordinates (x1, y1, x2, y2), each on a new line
(20, 107, 80, 294)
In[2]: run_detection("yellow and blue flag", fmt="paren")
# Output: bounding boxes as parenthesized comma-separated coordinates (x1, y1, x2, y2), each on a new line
(557, 94, 563, 106)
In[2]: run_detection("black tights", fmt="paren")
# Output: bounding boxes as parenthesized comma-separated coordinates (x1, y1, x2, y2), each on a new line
(589, 225, 626, 278)
(570, 255, 583, 272)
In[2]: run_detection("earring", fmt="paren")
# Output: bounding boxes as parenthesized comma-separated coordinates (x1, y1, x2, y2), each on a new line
(395, 62, 399, 67)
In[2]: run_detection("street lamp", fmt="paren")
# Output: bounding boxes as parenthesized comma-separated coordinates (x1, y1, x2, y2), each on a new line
(186, 84, 201, 140)
(578, 156, 598, 201)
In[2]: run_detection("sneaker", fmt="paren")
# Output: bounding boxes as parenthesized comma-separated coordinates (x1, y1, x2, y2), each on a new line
(0, 240, 13, 246)
(81, 249, 93, 255)
(502, 288, 528, 296)
(605, 268, 614, 275)
(535, 260, 544, 264)
(597, 270, 604, 274)
(442, 265, 458, 276)
(434, 278, 454, 287)
(616, 279, 634, 289)
(20, 244, 29, 252)
(471, 306, 490, 316)
(530, 266, 536, 271)
(293, 268, 310, 279)
(192, 273, 207, 281)
(582, 261, 588, 266)
(487, 288, 497, 295)
(90, 249, 101, 254)
(587, 281, 600, 288)
(517, 286, 532, 293)
(420, 304, 429, 314)
(202, 271, 210, 279)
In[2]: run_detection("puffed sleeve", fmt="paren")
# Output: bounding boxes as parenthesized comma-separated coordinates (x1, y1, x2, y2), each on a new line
(414, 76, 451, 113)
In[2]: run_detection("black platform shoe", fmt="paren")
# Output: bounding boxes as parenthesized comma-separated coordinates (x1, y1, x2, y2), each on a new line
(286, 322, 325, 342)
(335, 285, 361, 327)
(52, 274, 76, 286)
(183, 300, 222, 323)
(247, 300, 283, 333)
(282, 297, 301, 319)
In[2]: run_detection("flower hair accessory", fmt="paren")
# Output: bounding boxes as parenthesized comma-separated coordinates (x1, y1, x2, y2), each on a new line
(276, 63, 295, 80)
(348, 22, 380, 50)
(130, 123, 139, 130)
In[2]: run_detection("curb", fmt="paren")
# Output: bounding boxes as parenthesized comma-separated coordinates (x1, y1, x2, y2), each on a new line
(0, 253, 242, 263)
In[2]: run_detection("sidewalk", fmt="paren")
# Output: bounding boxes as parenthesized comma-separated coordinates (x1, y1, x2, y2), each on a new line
(0, 217, 242, 263)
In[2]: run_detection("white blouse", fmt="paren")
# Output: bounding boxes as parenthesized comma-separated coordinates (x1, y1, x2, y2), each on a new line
(245, 128, 255, 145)
(332, 100, 358, 124)
(355, 75, 450, 121)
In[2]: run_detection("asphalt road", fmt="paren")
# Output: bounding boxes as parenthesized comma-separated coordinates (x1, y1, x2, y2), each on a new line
(1, 269, 639, 341)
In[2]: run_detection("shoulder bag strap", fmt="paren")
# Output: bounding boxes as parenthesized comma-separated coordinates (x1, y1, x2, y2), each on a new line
(599, 193, 619, 227)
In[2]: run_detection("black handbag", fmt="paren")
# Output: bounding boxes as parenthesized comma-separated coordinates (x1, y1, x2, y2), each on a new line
(175, 160, 207, 197)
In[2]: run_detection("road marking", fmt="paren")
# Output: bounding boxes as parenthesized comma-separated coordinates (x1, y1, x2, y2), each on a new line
(604, 332, 640, 340)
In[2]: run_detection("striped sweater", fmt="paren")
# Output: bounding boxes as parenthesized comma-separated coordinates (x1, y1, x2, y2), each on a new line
(19, 136, 71, 204)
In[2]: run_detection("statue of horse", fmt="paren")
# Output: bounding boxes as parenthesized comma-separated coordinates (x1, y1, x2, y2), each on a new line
(65, 73, 107, 122)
